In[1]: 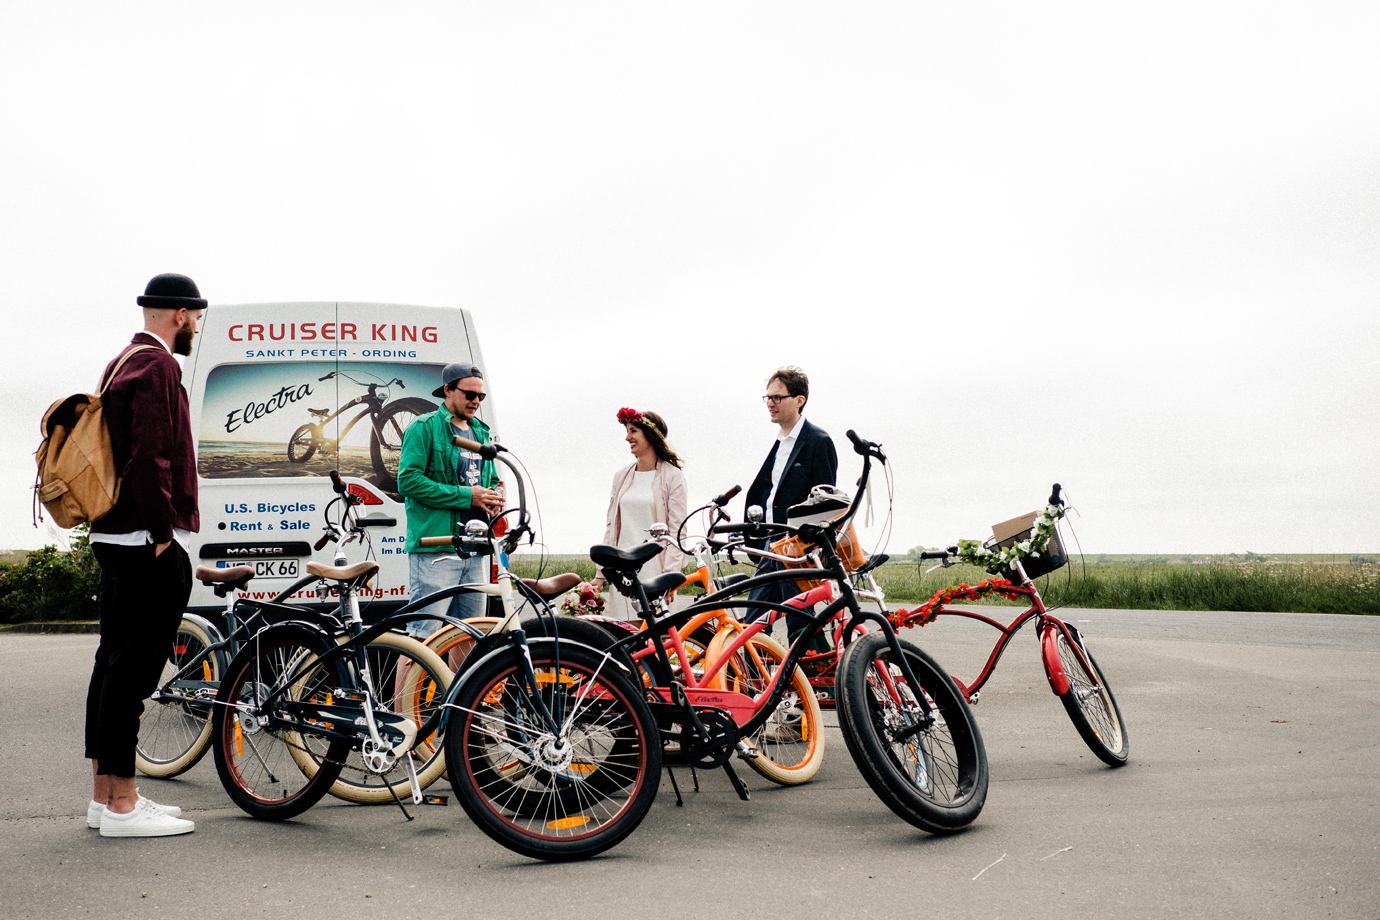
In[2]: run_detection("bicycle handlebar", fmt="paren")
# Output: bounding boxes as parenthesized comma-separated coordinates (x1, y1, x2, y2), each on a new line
(452, 435, 501, 461)
(846, 429, 885, 460)
(1049, 483, 1063, 507)
(712, 484, 741, 507)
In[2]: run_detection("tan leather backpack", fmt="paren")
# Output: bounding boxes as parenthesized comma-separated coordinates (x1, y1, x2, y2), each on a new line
(33, 345, 155, 528)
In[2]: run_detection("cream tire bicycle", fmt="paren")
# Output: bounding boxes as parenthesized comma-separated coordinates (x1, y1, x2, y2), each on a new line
(705, 630, 825, 785)
(288, 631, 453, 804)
(135, 616, 221, 778)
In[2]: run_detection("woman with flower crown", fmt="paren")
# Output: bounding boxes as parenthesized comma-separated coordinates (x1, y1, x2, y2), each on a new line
(591, 408, 688, 620)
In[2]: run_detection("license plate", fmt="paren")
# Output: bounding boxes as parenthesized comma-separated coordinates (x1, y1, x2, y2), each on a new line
(217, 559, 301, 579)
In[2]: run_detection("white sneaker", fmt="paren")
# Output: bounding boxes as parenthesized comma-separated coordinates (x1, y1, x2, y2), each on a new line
(87, 793, 183, 828)
(99, 798, 195, 837)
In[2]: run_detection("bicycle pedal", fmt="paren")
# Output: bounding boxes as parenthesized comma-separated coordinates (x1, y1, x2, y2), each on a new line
(421, 795, 448, 806)
(734, 740, 759, 761)
(333, 688, 366, 701)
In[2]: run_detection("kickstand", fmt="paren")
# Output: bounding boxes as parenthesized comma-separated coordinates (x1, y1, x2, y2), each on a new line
(690, 766, 700, 793)
(385, 775, 415, 822)
(722, 761, 750, 801)
(666, 766, 684, 807)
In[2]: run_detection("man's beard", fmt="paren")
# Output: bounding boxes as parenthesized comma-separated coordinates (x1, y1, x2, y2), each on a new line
(173, 318, 195, 356)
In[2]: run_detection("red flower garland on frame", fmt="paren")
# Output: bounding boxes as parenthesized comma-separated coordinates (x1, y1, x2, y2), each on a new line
(891, 577, 1030, 629)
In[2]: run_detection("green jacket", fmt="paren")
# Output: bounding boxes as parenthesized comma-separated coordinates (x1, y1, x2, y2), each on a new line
(397, 408, 499, 553)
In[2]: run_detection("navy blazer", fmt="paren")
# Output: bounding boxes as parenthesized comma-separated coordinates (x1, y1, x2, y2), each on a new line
(743, 418, 839, 527)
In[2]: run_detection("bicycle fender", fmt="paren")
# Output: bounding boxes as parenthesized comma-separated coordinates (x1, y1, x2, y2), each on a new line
(1040, 621, 1071, 696)
(179, 611, 230, 671)
(180, 611, 224, 644)
(435, 636, 625, 733)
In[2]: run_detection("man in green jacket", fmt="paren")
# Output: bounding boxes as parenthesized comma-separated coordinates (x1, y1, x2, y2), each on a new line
(397, 362, 501, 636)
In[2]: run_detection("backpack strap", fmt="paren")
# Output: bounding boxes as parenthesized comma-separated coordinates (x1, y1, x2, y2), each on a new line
(98, 344, 157, 395)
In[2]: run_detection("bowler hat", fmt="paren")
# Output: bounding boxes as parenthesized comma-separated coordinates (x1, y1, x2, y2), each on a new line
(137, 273, 207, 310)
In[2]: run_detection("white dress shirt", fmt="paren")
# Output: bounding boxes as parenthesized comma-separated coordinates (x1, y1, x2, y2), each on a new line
(765, 415, 806, 523)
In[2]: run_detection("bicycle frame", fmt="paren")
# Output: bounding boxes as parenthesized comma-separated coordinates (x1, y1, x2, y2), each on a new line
(893, 561, 1102, 703)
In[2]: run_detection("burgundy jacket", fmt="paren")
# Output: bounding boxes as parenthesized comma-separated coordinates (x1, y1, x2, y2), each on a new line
(89, 333, 200, 543)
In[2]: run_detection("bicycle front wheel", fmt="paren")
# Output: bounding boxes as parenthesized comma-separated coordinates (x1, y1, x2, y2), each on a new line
(1054, 630, 1129, 766)
(287, 424, 316, 463)
(445, 642, 660, 861)
(212, 625, 350, 820)
(836, 632, 988, 833)
(135, 617, 220, 778)
(288, 632, 454, 803)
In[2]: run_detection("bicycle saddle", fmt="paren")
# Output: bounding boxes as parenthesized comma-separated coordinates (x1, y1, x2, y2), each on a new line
(194, 565, 255, 596)
(306, 559, 379, 585)
(308, 407, 331, 417)
(521, 572, 581, 600)
(588, 542, 662, 573)
(641, 571, 686, 597)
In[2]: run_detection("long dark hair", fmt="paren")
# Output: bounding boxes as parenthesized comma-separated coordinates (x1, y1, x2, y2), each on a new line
(633, 410, 683, 469)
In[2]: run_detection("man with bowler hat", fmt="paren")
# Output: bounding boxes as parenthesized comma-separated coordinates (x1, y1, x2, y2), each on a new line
(396, 362, 502, 636)
(85, 273, 204, 837)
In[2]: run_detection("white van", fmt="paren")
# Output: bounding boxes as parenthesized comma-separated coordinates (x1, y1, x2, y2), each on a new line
(182, 302, 499, 617)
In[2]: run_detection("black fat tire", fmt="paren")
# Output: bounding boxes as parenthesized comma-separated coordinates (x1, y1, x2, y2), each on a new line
(287, 424, 317, 463)
(445, 642, 660, 861)
(1054, 631, 1129, 766)
(369, 398, 435, 488)
(836, 632, 988, 833)
(212, 625, 350, 820)
(135, 617, 220, 778)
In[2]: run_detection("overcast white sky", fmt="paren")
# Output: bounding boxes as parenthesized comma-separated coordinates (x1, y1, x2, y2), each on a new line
(3, 1, 1377, 556)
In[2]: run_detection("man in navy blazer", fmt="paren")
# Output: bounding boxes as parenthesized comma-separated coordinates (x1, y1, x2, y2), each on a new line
(743, 367, 838, 641)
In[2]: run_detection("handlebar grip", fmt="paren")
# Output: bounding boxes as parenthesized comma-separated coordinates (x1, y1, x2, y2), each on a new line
(713, 485, 741, 507)
(711, 524, 743, 535)
(328, 470, 347, 495)
(318, 373, 333, 382)
(397, 380, 405, 389)
(418, 536, 455, 548)
(313, 533, 332, 551)
(917, 550, 949, 560)
(1049, 483, 1063, 506)
(451, 435, 500, 461)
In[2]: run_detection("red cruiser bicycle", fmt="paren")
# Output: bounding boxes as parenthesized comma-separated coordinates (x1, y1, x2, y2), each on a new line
(896, 485, 1129, 767)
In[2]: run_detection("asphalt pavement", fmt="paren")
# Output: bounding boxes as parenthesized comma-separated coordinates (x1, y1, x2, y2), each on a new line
(3, 608, 1377, 920)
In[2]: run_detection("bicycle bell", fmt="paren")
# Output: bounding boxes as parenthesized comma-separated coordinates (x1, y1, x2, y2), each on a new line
(746, 505, 764, 523)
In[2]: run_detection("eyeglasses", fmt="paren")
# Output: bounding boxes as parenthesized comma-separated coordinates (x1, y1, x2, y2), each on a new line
(762, 394, 798, 405)
(448, 383, 486, 402)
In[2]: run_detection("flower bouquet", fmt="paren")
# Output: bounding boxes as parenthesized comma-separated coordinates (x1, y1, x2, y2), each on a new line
(561, 582, 606, 617)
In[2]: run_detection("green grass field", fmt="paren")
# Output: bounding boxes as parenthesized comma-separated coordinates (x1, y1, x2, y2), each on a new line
(508, 554, 1380, 616)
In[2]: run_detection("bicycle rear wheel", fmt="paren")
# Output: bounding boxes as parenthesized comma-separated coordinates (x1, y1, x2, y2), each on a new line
(136, 617, 220, 778)
(445, 642, 660, 861)
(1053, 630, 1129, 766)
(836, 632, 988, 833)
(705, 631, 825, 785)
(370, 397, 435, 488)
(212, 625, 350, 820)
(288, 632, 453, 803)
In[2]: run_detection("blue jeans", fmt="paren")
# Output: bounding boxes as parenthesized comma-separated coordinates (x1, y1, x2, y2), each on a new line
(407, 552, 487, 638)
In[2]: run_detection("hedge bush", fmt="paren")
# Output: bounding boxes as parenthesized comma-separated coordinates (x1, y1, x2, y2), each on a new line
(0, 529, 100, 624)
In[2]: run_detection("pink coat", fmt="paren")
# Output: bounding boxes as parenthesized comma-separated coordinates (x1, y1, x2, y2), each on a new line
(601, 460, 688, 574)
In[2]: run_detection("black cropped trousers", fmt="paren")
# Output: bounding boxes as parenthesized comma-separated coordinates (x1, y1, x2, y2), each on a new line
(85, 541, 192, 777)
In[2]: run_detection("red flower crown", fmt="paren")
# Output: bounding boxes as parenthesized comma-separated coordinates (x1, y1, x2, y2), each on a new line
(617, 407, 664, 438)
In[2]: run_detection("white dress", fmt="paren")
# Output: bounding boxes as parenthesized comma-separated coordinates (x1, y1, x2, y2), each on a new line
(606, 469, 656, 621)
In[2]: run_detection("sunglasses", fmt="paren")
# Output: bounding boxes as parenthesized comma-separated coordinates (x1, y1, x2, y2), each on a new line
(447, 383, 486, 402)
